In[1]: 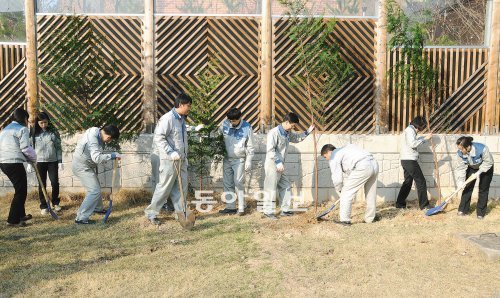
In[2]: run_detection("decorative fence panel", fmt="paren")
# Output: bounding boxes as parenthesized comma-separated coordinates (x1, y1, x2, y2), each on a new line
(388, 48, 488, 134)
(273, 18, 376, 132)
(155, 16, 261, 129)
(0, 15, 494, 134)
(37, 15, 144, 132)
(0, 44, 26, 128)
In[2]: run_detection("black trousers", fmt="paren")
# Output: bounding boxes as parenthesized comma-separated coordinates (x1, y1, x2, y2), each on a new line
(0, 163, 28, 224)
(459, 166, 493, 217)
(396, 160, 430, 209)
(36, 161, 60, 208)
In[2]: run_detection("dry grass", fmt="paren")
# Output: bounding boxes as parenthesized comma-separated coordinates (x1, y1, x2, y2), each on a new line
(0, 191, 499, 297)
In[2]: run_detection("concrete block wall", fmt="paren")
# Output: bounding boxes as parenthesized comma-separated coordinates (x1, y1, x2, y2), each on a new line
(1, 133, 499, 203)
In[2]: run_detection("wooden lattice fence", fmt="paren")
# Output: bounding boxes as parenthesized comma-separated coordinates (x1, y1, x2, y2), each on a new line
(37, 15, 143, 132)
(0, 44, 26, 128)
(155, 16, 261, 129)
(388, 47, 489, 134)
(0, 15, 494, 134)
(273, 18, 376, 132)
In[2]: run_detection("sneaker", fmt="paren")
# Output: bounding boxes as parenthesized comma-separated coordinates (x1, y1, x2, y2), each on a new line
(218, 208, 237, 215)
(21, 214, 32, 221)
(149, 217, 161, 226)
(75, 219, 95, 225)
(263, 213, 278, 220)
(395, 204, 407, 209)
(457, 211, 466, 216)
(94, 209, 107, 214)
(53, 205, 62, 212)
(6, 221, 27, 227)
(477, 215, 484, 220)
(41, 208, 49, 215)
(280, 211, 294, 217)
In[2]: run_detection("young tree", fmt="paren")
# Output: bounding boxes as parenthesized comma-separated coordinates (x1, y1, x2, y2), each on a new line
(182, 57, 226, 192)
(278, 0, 353, 212)
(387, 0, 442, 201)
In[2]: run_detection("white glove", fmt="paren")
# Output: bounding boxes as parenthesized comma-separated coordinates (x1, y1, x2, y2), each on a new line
(170, 151, 180, 160)
(244, 160, 252, 172)
(276, 162, 285, 173)
(306, 125, 315, 134)
(26, 164, 34, 173)
(195, 124, 205, 132)
(58, 163, 64, 171)
(473, 171, 482, 180)
(113, 153, 122, 160)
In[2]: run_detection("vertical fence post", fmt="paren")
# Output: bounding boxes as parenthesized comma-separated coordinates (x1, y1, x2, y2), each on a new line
(485, 0, 499, 134)
(374, 0, 388, 134)
(260, 0, 272, 132)
(142, 0, 156, 133)
(25, 0, 38, 124)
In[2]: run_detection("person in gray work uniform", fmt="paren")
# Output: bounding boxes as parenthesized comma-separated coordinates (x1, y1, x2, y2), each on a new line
(218, 107, 255, 215)
(0, 108, 37, 227)
(455, 136, 494, 219)
(263, 112, 314, 219)
(27, 112, 63, 215)
(73, 125, 121, 224)
(145, 93, 192, 225)
(321, 143, 379, 226)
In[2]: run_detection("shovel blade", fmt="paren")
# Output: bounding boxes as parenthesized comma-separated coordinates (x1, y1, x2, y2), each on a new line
(425, 201, 446, 216)
(48, 205, 59, 220)
(176, 211, 196, 230)
(316, 202, 337, 220)
(103, 200, 113, 223)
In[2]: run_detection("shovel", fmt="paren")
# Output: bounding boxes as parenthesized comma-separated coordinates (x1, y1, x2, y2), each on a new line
(316, 198, 340, 220)
(32, 162, 58, 220)
(425, 174, 477, 216)
(103, 159, 118, 223)
(173, 159, 195, 230)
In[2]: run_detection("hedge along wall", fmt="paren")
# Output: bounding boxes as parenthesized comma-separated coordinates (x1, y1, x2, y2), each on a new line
(0, 134, 498, 204)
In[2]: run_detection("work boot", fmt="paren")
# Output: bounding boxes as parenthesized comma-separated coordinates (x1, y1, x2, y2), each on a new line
(21, 214, 32, 221)
(263, 213, 278, 220)
(75, 219, 95, 225)
(6, 221, 27, 227)
(218, 208, 237, 215)
(280, 211, 294, 217)
(149, 217, 161, 226)
(334, 220, 351, 226)
(162, 203, 175, 212)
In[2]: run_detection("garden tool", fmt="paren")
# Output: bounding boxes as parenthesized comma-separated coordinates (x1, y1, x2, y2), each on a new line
(316, 198, 340, 220)
(32, 162, 58, 220)
(103, 159, 118, 223)
(173, 159, 196, 230)
(425, 174, 478, 216)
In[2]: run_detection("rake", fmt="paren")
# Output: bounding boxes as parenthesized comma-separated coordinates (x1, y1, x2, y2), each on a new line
(425, 174, 477, 216)
(316, 198, 340, 220)
(32, 162, 58, 220)
(103, 159, 118, 223)
(173, 159, 195, 230)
